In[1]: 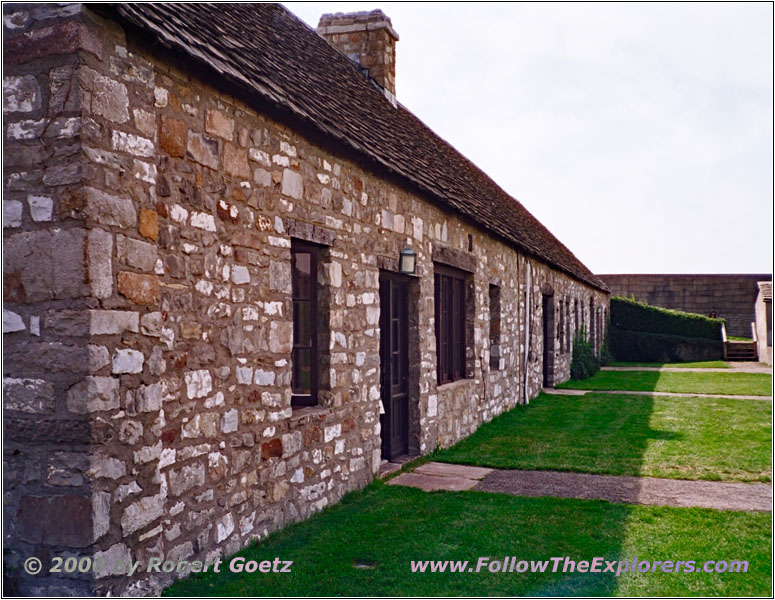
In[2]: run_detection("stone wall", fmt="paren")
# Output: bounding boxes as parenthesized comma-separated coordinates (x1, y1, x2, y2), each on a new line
(599, 274, 771, 338)
(3, 5, 608, 595)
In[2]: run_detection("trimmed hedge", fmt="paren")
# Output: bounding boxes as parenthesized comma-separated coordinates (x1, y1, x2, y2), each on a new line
(610, 327, 723, 363)
(610, 296, 724, 341)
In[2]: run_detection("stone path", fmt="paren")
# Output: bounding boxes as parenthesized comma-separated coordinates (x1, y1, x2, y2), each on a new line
(543, 388, 771, 401)
(389, 462, 772, 512)
(603, 365, 771, 374)
(477, 469, 772, 512)
(388, 462, 493, 491)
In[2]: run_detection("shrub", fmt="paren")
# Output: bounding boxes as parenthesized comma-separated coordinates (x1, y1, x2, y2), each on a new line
(610, 296, 724, 341)
(571, 326, 600, 380)
(610, 327, 723, 363)
(600, 319, 613, 366)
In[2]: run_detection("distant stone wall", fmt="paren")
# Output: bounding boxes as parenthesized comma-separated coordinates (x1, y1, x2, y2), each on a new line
(599, 274, 771, 338)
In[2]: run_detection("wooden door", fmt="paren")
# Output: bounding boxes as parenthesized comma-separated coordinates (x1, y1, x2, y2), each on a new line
(379, 273, 409, 460)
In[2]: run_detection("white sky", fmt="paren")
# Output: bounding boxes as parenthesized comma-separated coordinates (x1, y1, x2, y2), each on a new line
(284, 2, 773, 275)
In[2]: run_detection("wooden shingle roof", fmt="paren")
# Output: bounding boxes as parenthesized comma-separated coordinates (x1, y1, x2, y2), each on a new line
(115, 3, 608, 291)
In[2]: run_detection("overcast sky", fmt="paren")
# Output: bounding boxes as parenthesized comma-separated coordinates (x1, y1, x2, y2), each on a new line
(285, 2, 773, 275)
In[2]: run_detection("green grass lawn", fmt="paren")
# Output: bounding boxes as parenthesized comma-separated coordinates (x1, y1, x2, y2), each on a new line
(165, 484, 771, 597)
(558, 370, 772, 396)
(608, 361, 729, 369)
(434, 394, 771, 482)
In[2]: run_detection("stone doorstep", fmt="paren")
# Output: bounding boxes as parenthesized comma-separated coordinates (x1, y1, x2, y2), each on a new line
(387, 472, 480, 492)
(377, 453, 421, 479)
(415, 461, 493, 480)
(377, 462, 402, 479)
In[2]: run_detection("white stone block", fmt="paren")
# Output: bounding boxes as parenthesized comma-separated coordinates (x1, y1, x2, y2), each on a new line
(27, 195, 53, 222)
(112, 348, 144, 374)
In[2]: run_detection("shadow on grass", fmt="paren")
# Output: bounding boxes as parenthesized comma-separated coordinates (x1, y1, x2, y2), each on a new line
(428, 375, 669, 595)
(434, 394, 679, 477)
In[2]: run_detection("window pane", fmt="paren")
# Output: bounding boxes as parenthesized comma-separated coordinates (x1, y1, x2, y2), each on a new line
(293, 299, 311, 346)
(292, 348, 311, 394)
(291, 242, 319, 406)
(292, 252, 311, 299)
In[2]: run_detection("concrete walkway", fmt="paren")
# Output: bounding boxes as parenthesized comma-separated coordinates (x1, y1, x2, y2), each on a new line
(542, 388, 771, 401)
(388, 462, 772, 512)
(603, 364, 771, 374)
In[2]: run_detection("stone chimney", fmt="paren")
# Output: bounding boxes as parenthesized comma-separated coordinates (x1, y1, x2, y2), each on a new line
(317, 10, 399, 106)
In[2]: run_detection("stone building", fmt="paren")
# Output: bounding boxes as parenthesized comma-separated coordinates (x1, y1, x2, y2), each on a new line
(3, 4, 609, 595)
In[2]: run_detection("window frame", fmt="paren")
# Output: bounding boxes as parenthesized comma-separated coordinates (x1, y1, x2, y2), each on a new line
(291, 240, 319, 407)
(435, 264, 468, 384)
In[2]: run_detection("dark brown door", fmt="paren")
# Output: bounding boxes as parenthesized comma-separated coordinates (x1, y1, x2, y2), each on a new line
(379, 273, 409, 460)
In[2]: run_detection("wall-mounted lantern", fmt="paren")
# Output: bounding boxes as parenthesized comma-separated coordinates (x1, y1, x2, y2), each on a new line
(398, 247, 416, 275)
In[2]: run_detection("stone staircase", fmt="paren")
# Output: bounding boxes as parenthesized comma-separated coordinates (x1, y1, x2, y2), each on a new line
(725, 340, 757, 361)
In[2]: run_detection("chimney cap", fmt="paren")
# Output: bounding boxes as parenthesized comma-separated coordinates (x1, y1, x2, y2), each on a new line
(317, 9, 399, 41)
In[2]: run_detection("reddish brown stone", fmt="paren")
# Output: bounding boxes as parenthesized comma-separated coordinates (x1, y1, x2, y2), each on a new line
(118, 271, 159, 305)
(5, 20, 102, 65)
(303, 425, 322, 446)
(261, 438, 283, 460)
(231, 230, 262, 250)
(217, 201, 238, 223)
(4, 271, 25, 302)
(224, 143, 249, 178)
(139, 207, 158, 241)
(161, 429, 177, 444)
(159, 115, 187, 158)
(342, 417, 356, 433)
(232, 186, 246, 203)
(155, 201, 168, 218)
(205, 108, 234, 140)
(171, 352, 188, 369)
(248, 390, 262, 403)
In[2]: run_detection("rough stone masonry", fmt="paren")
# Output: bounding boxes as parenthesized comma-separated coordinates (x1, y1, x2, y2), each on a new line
(2, 4, 609, 595)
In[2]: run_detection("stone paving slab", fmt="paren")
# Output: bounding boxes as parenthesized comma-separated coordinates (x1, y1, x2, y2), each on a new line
(388, 472, 481, 491)
(543, 388, 771, 401)
(475, 469, 772, 512)
(415, 462, 493, 480)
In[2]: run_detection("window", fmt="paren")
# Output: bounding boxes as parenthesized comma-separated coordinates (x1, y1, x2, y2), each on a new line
(766, 300, 772, 347)
(291, 240, 318, 407)
(574, 299, 579, 334)
(565, 297, 571, 352)
(435, 265, 468, 383)
(489, 284, 501, 370)
(558, 300, 564, 353)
